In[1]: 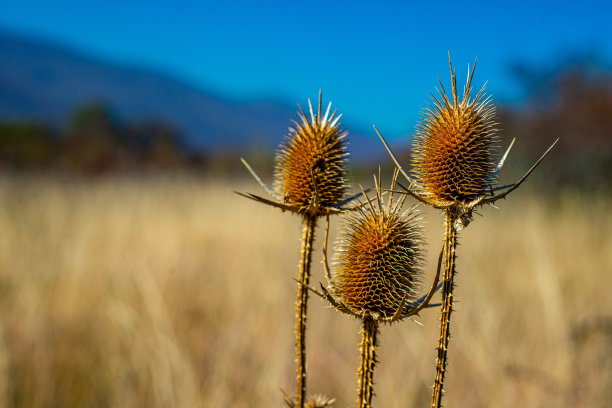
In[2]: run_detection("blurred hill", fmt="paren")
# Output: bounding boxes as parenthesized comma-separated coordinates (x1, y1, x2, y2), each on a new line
(0, 29, 379, 161)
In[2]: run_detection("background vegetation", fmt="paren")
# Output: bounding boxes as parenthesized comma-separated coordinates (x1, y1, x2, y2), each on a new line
(0, 176, 609, 407)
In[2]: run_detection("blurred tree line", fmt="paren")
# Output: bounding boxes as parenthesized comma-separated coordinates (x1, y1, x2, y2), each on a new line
(0, 103, 208, 174)
(498, 54, 612, 192)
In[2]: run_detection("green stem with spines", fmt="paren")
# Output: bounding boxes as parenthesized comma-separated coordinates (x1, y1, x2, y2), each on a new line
(431, 209, 458, 408)
(358, 316, 379, 408)
(295, 215, 316, 408)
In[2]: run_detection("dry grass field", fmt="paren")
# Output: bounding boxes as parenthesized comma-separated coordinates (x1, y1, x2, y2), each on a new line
(0, 174, 610, 407)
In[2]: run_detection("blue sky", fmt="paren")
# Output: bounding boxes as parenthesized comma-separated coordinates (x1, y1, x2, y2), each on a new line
(1, 0, 611, 138)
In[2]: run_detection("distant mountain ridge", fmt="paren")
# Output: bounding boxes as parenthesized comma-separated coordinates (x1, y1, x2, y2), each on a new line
(0, 29, 383, 159)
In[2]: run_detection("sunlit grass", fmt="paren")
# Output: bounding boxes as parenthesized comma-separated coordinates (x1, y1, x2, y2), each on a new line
(0, 175, 610, 407)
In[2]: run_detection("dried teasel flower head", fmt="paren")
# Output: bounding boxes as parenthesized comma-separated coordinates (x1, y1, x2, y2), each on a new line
(411, 57, 499, 209)
(331, 172, 424, 319)
(273, 92, 349, 217)
(283, 392, 336, 408)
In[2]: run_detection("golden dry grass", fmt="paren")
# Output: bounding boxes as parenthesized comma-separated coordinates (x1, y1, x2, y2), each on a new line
(0, 174, 610, 407)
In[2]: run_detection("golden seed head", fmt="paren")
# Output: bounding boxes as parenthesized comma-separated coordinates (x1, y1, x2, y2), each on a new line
(332, 183, 424, 319)
(411, 59, 499, 207)
(273, 94, 349, 216)
(304, 395, 335, 408)
(284, 393, 335, 408)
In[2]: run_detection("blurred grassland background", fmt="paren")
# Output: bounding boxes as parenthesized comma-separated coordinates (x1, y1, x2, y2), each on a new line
(1, 2, 612, 406)
(0, 174, 611, 407)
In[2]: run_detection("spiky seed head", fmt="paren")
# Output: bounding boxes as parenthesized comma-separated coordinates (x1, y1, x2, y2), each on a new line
(304, 395, 335, 408)
(411, 58, 499, 207)
(332, 184, 424, 319)
(273, 94, 349, 216)
(283, 393, 336, 408)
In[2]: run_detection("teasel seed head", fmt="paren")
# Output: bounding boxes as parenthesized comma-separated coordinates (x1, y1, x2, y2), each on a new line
(332, 180, 424, 319)
(283, 392, 336, 407)
(273, 92, 349, 217)
(411, 58, 499, 208)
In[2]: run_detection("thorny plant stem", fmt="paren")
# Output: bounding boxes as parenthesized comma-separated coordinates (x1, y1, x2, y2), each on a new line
(295, 215, 316, 408)
(358, 317, 379, 408)
(431, 210, 458, 408)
